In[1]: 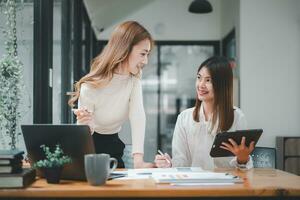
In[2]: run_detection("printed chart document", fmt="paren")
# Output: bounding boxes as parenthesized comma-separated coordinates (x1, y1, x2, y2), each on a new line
(128, 167, 204, 175)
(110, 167, 204, 180)
(151, 172, 243, 184)
(110, 167, 242, 184)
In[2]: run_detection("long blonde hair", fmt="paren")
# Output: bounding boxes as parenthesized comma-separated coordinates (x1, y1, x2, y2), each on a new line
(68, 21, 154, 107)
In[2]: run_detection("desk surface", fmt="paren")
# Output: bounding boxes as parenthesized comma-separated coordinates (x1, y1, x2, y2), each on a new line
(0, 169, 299, 198)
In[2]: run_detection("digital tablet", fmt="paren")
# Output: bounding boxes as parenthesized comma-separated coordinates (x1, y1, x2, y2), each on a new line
(210, 129, 263, 157)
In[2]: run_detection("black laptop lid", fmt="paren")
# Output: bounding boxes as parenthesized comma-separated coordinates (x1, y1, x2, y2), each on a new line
(21, 124, 95, 180)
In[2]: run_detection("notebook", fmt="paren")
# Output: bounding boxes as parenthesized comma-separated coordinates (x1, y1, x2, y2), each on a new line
(0, 162, 22, 173)
(0, 168, 36, 188)
(0, 149, 24, 159)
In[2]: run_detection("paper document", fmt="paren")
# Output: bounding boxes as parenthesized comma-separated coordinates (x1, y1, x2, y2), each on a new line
(109, 167, 205, 180)
(109, 171, 128, 180)
(128, 167, 204, 176)
(151, 172, 243, 184)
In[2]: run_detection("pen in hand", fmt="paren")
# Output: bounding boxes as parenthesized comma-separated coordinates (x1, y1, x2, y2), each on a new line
(158, 150, 171, 164)
(72, 108, 93, 114)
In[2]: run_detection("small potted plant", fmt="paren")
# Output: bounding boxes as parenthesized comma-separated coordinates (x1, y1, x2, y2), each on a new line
(33, 144, 72, 184)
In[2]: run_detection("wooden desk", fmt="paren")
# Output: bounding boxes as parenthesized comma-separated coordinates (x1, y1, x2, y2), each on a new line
(0, 169, 299, 199)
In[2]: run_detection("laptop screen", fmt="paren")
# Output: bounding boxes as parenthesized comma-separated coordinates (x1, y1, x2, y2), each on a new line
(21, 124, 95, 180)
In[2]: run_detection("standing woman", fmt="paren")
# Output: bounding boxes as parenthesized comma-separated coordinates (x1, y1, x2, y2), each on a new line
(68, 21, 154, 168)
(155, 56, 255, 170)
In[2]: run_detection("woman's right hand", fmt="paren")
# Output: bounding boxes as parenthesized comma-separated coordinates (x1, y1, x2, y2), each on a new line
(73, 107, 94, 132)
(154, 153, 172, 168)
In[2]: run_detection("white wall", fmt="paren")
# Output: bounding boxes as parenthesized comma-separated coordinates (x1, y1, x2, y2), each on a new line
(239, 0, 300, 147)
(96, 0, 222, 41)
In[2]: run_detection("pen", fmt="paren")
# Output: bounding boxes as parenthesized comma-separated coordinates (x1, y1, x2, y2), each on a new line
(158, 149, 171, 164)
(72, 108, 93, 114)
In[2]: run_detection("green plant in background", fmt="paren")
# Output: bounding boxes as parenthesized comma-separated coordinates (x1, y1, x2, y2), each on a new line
(34, 144, 72, 168)
(0, 0, 24, 149)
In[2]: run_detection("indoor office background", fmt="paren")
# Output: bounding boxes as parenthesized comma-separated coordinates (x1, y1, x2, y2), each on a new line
(0, 0, 299, 173)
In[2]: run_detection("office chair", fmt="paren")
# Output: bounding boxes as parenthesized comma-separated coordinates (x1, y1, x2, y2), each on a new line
(122, 145, 133, 168)
(251, 147, 276, 168)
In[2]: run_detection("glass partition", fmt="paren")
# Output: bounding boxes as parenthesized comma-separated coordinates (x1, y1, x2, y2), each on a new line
(159, 45, 215, 154)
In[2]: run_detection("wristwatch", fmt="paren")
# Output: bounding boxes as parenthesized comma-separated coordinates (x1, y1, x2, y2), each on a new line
(236, 162, 247, 170)
(236, 156, 250, 170)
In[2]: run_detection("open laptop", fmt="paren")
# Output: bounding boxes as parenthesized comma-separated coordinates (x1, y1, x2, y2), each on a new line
(21, 124, 95, 180)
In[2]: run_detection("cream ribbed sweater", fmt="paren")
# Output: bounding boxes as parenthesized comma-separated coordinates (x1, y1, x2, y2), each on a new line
(78, 74, 145, 154)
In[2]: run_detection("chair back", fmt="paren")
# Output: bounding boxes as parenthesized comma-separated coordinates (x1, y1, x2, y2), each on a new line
(122, 145, 133, 168)
(251, 147, 276, 168)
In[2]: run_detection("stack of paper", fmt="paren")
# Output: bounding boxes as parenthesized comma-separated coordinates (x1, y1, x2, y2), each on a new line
(109, 168, 242, 185)
(151, 172, 243, 184)
(110, 167, 205, 180)
(128, 167, 204, 175)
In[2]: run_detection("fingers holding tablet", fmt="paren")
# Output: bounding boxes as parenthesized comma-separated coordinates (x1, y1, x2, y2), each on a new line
(210, 129, 263, 157)
(220, 136, 256, 163)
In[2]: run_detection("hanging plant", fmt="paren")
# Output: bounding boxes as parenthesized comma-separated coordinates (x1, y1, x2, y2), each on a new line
(0, 0, 24, 149)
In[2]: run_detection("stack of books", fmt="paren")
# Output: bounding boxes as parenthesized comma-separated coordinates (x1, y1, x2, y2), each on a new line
(0, 149, 24, 173)
(0, 149, 36, 188)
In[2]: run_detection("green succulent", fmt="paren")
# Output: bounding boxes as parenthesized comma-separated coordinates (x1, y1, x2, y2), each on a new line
(34, 144, 72, 168)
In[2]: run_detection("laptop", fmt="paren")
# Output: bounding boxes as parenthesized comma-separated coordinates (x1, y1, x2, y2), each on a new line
(21, 124, 95, 180)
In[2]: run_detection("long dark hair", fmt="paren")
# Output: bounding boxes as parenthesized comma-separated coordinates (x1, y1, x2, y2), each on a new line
(193, 56, 234, 132)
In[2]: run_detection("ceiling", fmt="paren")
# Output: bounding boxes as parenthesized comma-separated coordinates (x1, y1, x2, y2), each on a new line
(83, 0, 152, 39)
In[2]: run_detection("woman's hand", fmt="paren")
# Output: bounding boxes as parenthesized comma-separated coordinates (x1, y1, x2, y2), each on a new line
(154, 153, 172, 168)
(220, 136, 255, 164)
(133, 153, 155, 168)
(73, 107, 94, 133)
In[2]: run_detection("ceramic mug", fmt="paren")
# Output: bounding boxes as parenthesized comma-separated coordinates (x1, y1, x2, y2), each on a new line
(84, 153, 118, 186)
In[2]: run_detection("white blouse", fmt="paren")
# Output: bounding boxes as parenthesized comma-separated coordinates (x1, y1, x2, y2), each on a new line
(172, 104, 253, 170)
(78, 74, 145, 154)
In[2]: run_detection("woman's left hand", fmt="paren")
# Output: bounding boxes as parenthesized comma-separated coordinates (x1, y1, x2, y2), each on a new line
(220, 136, 255, 164)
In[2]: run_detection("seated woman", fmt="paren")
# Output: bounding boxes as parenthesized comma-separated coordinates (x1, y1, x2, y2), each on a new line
(155, 56, 255, 170)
